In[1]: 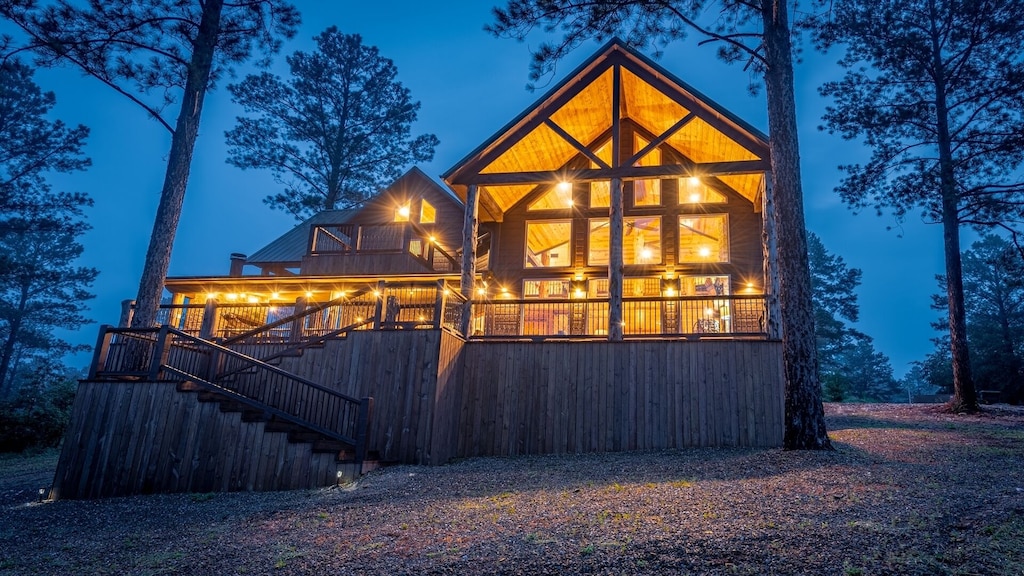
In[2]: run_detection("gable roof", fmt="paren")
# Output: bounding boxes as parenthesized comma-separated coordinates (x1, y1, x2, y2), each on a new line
(246, 209, 358, 267)
(442, 39, 769, 220)
(245, 167, 463, 268)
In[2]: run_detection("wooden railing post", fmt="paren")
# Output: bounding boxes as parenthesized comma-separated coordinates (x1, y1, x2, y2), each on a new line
(432, 279, 446, 329)
(88, 325, 113, 379)
(199, 298, 219, 340)
(372, 281, 386, 330)
(148, 325, 171, 380)
(290, 297, 308, 342)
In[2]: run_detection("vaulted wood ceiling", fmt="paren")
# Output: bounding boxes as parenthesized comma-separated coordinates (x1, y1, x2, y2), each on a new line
(442, 40, 770, 222)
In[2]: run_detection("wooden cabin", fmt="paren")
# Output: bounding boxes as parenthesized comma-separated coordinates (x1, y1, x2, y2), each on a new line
(52, 40, 784, 499)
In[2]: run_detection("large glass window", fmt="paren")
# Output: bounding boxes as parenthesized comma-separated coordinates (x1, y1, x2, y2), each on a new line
(525, 220, 572, 268)
(678, 215, 729, 263)
(588, 216, 662, 265)
(590, 140, 613, 208)
(528, 182, 574, 211)
(632, 135, 661, 206)
(679, 177, 726, 204)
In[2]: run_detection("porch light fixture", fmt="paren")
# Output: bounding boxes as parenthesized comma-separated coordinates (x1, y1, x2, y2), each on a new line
(557, 180, 572, 192)
(372, 290, 381, 298)
(476, 287, 487, 296)
(571, 277, 586, 298)
(271, 292, 280, 300)
(305, 291, 313, 298)
(428, 235, 436, 243)
(205, 292, 216, 301)
(660, 276, 680, 297)
(640, 248, 653, 260)
(247, 295, 259, 304)
(698, 246, 712, 258)
(226, 293, 238, 301)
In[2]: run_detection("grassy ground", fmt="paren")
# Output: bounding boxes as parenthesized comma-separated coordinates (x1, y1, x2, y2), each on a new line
(1, 404, 1022, 575)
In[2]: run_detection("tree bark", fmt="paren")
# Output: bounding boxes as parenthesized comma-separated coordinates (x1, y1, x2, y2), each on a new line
(460, 184, 480, 336)
(608, 177, 624, 341)
(130, 0, 225, 328)
(927, 0, 977, 413)
(761, 0, 831, 449)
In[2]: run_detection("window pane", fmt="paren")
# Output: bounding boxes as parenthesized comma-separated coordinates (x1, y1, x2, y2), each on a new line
(589, 217, 662, 265)
(394, 204, 411, 222)
(633, 135, 662, 206)
(525, 220, 572, 267)
(589, 140, 613, 208)
(529, 183, 574, 210)
(420, 200, 436, 223)
(679, 215, 729, 263)
(633, 179, 661, 206)
(679, 177, 726, 204)
(588, 219, 610, 265)
(590, 181, 610, 208)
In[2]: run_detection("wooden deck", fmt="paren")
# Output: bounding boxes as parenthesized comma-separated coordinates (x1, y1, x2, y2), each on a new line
(52, 328, 783, 498)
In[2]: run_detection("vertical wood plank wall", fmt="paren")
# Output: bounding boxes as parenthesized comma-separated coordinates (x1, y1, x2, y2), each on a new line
(51, 381, 344, 499)
(52, 333, 782, 498)
(456, 340, 784, 457)
(276, 330, 451, 465)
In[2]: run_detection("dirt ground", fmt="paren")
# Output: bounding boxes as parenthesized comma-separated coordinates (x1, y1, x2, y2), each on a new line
(2, 403, 1022, 575)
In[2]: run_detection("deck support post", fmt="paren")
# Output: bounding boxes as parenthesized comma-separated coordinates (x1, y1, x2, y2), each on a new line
(608, 177, 624, 341)
(199, 298, 219, 340)
(459, 184, 480, 337)
(290, 297, 307, 342)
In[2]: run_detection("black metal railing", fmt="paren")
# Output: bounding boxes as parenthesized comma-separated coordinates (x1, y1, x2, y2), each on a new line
(468, 294, 767, 339)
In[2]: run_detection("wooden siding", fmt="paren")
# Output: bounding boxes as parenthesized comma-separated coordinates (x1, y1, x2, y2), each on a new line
(53, 332, 782, 498)
(456, 340, 783, 456)
(274, 330, 452, 465)
(51, 381, 345, 499)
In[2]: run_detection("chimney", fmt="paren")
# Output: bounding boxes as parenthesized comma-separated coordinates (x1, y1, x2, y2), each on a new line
(229, 253, 247, 277)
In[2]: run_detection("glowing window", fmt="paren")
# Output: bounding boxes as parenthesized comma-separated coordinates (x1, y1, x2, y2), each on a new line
(632, 135, 661, 206)
(679, 177, 726, 204)
(528, 182, 574, 210)
(588, 217, 662, 266)
(525, 220, 572, 268)
(420, 200, 436, 223)
(589, 140, 613, 208)
(679, 215, 729, 263)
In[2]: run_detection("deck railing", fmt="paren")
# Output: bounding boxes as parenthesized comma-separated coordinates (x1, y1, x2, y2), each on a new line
(88, 325, 373, 462)
(139, 280, 467, 341)
(469, 294, 767, 339)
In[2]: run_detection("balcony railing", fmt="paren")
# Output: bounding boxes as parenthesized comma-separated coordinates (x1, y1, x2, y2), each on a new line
(469, 295, 767, 339)
(137, 280, 466, 340)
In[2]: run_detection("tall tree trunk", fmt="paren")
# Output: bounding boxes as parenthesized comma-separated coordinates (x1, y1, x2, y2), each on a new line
(0, 283, 28, 395)
(761, 0, 831, 449)
(929, 0, 977, 413)
(130, 0, 224, 328)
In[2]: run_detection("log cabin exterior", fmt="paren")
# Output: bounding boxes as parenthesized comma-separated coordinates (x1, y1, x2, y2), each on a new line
(52, 40, 785, 499)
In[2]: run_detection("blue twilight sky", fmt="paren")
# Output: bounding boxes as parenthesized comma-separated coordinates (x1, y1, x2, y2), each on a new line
(29, 2, 949, 376)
